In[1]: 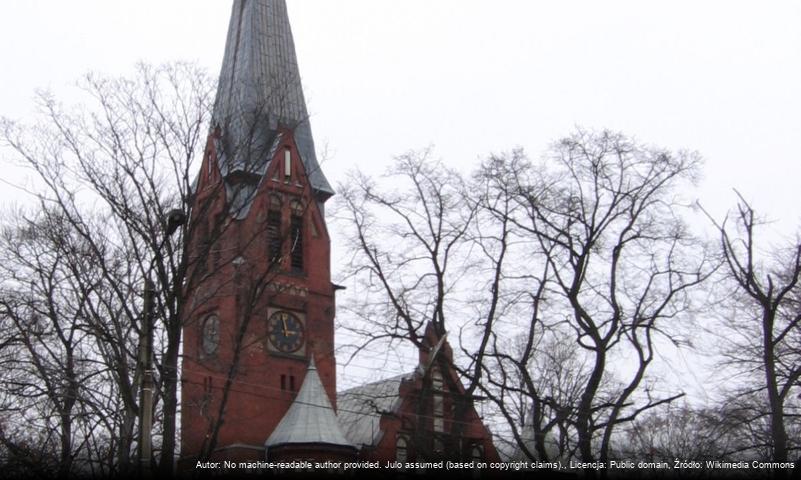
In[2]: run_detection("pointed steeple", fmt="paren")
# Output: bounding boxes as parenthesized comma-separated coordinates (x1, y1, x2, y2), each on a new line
(265, 357, 355, 450)
(213, 0, 334, 200)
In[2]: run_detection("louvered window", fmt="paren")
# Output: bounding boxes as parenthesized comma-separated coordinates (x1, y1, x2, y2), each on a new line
(267, 209, 281, 265)
(290, 214, 303, 271)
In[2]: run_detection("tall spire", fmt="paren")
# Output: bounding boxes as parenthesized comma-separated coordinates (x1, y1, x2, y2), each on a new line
(213, 0, 334, 199)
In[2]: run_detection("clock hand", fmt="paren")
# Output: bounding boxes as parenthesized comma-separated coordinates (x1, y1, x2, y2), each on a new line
(282, 317, 289, 337)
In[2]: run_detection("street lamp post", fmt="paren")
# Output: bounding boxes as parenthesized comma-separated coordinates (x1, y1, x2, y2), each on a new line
(139, 209, 186, 477)
(139, 278, 155, 475)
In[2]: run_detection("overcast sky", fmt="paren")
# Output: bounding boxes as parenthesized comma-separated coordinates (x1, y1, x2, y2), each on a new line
(2, 1, 800, 219)
(2, 1, 800, 396)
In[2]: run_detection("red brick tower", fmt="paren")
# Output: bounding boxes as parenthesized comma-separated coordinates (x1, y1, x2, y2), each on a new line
(179, 0, 350, 464)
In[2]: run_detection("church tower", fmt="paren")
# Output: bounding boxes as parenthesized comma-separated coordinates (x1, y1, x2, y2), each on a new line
(180, 0, 352, 464)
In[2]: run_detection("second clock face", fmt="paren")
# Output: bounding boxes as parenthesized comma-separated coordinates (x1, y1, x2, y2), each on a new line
(267, 311, 305, 354)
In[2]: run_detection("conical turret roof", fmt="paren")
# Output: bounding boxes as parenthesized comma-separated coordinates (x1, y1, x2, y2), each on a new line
(265, 357, 354, 449)
(213, 0, 333, 199)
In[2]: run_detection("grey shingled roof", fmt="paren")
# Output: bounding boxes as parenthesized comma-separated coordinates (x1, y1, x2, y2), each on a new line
(264, 358, 354, 449)
(213, 0, 334, 199)
(336, 373, 410, 448)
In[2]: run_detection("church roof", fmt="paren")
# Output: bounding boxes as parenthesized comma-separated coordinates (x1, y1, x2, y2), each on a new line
(264, 358, 354, 449)
(213, 0, 334, 200)
(336, 373, 411, 448)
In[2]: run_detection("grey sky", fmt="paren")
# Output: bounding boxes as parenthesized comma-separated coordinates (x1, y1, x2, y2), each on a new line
(1, 1, 800, 395)
(2, 1, 799, 222)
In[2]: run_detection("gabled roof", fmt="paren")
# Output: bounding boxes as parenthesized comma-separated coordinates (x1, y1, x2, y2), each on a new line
(336, 373, 411, 448)
(213, 0, 334, 200)
(264, 358, 354, 449)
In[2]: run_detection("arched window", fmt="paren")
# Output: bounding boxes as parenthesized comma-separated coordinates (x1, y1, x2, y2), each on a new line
(471, 444, 483, 478)
(267, 195, 282, 265)
(201, 314, 220, 356)
(396, 436, 408, 462)
(432, 369, 444, 433)
(471, 444, 483, 462)
(290, 200, 304, 216)
(290, 200, 304, 272)
(284, 147, 292, 181)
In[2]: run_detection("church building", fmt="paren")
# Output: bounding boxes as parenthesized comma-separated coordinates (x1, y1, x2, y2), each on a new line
(179, 0, 498, 469)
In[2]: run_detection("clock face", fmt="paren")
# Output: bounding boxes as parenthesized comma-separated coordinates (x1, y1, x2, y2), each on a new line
(267, 311, 305, 354)
(201, 314, 220, 356)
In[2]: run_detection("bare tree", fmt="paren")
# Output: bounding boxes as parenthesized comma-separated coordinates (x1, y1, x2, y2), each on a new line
(2, 60, 340, 476)
(465, 132, 713, 474)
(705, 193, 801, 479)
(337, 150, 503, 459)
(620, 403, 735, 465)
(337, 130, 713, 472)
(498, 131, 712, 474)
(337, 150, 475, 348)
(0, 211, 84, 479)
(465, 151, 579, 463)
(0, 206, 135, 478)
(482, 326, 591, 462)
(1, 62, 215, 476)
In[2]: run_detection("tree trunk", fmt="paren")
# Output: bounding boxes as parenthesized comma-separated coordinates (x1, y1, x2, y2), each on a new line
(58, 412, 72, 480)
(763, 310, 788, 480)
(576, 347, 606, 480)
(118, 408, 136, 475)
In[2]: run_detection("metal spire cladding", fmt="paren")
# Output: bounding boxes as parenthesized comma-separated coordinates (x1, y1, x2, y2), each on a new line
(213, 0, 334, 200)
(264, 357, 355, 450)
